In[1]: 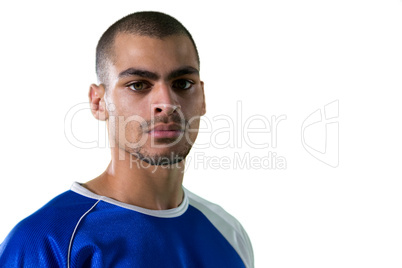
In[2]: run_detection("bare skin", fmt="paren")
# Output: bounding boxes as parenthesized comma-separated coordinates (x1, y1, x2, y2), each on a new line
(85, 34, 206, 210)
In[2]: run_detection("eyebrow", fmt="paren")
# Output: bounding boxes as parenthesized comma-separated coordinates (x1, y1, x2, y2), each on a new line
(118, 66, 199, 81)
(167, 66, 199, 80)
(118, 68, 159, 80)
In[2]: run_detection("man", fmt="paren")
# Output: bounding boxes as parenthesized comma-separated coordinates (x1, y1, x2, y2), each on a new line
(0, 11, 254, 267)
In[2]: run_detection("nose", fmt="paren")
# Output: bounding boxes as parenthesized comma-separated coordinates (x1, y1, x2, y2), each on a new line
(151, 83, 181, 116)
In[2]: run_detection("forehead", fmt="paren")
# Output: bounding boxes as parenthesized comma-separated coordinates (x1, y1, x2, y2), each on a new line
(110, 33, 199, 76)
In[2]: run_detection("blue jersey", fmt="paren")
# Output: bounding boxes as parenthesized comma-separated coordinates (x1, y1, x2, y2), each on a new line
(0, 182, 254, 267)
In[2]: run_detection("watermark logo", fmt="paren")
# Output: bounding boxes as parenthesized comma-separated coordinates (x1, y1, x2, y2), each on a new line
(301, 100, 339, 167)
(64, 101, 288, 171)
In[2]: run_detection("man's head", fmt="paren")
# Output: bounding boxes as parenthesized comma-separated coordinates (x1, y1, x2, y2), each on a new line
(96, 11, 200, 90)
(89, 11, 206, 166)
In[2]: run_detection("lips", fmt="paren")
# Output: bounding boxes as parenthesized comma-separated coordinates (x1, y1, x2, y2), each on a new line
(148, 123, 184, 139)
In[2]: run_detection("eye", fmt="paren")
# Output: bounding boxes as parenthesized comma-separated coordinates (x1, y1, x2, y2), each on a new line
(172, 79, 193, 90)
(128, 82, 150, 91)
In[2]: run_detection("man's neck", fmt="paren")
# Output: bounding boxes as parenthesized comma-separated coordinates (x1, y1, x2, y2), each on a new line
(83, 149, 185, 210)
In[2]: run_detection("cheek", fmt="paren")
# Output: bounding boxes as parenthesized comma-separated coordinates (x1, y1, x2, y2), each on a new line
(181, 93, 205, 117)
(122, 119, 143, 143)
(107, 112, 143, 143)
(110, 90, 150, 119)
(185, 116, 201, 144)
(107, 104, 148, 145)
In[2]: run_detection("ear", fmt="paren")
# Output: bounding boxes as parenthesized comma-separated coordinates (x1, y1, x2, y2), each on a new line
(89, 84, 108, 121)
(200, 81, 206, 116)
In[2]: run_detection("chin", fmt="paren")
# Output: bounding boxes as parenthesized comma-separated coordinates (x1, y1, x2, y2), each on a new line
(128, 143, 192, 166)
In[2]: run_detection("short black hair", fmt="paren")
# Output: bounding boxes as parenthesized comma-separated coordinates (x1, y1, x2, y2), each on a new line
(96, 11, 200, 88)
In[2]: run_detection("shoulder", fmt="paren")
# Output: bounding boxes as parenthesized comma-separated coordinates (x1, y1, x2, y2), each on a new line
(9, 190, 97, 235)
(185, 188, 243, 230)
(0, 190, 98, 267)
(185, 188, 254, 268)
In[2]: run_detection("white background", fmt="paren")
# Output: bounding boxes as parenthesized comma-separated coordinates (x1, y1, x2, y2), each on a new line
(1, 1, 401, 267)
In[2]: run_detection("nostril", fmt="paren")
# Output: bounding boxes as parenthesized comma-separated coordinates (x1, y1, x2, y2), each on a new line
(155, 107, 163, 113)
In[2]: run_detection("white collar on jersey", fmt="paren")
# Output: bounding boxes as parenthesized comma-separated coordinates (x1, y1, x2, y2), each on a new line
(70, 182, 189, 218)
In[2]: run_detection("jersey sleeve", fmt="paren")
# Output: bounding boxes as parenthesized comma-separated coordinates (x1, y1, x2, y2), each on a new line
(185, 188, 255, 268)
(0, 190, 99, 267)
(0, 216, 66, 267)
